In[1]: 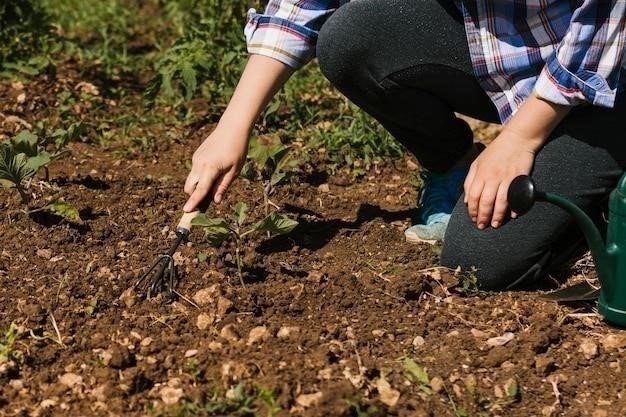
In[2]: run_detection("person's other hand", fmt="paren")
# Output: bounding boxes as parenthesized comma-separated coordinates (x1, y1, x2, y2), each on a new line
(183, 127, 248, 212)
(463, 131, 536, 229)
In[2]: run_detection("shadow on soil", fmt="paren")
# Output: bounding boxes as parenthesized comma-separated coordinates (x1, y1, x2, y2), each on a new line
(257, 203, 418, 254)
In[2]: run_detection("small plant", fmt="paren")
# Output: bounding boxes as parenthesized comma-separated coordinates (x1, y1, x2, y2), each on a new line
(192, 202, 297, 286)
(0, 323, 24, 375)
(240, 135, 297, 215)
(401, 356, 432, 394)
(152, 383, 280, 417)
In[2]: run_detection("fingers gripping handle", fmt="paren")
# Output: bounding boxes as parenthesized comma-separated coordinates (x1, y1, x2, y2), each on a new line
(176, 198, 211, 235)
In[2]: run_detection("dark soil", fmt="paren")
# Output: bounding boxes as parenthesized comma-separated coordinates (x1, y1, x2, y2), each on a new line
(1, 65, 625, 417)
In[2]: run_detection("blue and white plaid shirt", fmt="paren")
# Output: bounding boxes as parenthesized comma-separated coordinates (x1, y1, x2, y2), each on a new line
(245, 1, 626, 122)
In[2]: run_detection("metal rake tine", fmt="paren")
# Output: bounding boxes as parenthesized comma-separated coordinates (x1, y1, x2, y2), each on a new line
(134, 255, 166, 289)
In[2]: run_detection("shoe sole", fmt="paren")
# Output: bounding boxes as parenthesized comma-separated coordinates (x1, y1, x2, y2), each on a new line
(405, 234, 439, 245)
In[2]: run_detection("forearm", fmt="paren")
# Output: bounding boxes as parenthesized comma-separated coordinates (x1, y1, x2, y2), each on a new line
(218, 54, 295, 135)
(503, 93, 572, 152)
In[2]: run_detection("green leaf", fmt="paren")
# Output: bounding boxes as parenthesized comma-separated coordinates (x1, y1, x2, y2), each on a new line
(401, 357, 430, 385)
(47, 199, 83, 224)
(191, 215, 231, 247)
(24, 151, 51, 173)
(11, 130, 39, 157)
(0, 144, 35, 187)
(181, 63, 197, 101)
(253, 212, 298, 235)
(239, 161, 256, 181)
(233, 202, 248, 226)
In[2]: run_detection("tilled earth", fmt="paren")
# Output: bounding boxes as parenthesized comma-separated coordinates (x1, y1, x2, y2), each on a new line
(1, 69, 625, 417)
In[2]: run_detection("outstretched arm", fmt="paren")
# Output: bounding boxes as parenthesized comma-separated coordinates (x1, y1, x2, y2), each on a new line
(183, 55, 293, 212)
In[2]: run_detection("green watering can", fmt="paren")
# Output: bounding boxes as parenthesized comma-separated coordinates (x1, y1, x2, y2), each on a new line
(508, 174, 626, 327)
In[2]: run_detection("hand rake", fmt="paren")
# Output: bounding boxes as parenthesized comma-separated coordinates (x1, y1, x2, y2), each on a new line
(133, 200, 210, 300)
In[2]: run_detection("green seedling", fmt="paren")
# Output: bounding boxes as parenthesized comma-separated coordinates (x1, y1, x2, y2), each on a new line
(152, 383, 279, 417)
(401, 356, 432, 394)
(192, 202, 297, 286)
(240, 135, 297, 215)
(0, 323, 23, 367)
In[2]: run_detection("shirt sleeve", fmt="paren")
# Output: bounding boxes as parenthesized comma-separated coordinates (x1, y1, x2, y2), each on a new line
(534, 0, 626, 108)
(244, 1, 346, 69)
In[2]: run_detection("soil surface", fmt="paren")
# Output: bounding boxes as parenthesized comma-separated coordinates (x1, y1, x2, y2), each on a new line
(1, 65, 625, 417)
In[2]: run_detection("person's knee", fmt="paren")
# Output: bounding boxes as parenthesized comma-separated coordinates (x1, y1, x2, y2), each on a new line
(317, 1, 377, 88)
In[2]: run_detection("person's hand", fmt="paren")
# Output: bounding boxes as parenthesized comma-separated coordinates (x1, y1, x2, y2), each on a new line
(463, 130, 538, 229)
(183, 127, 248, 212)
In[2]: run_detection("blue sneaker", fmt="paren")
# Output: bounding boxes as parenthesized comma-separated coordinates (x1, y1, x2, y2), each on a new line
(404, 167, 468, 244)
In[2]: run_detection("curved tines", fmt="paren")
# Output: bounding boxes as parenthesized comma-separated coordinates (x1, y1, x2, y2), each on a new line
(134, 232, 185, 300)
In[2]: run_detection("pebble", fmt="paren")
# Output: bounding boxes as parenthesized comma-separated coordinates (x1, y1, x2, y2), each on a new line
(535, 356, 555, 376)
(196, 313, 214, 330)
(160, 386, 184, 405)
(184, 349, 198, 358)
(579, 338, 599, 360)
(220, 324, 240, 343)
(217, 297, 234, 317)
(296, 392, 324, 408)
(247, 326, 269, 345)
(58, 373, 82, 389)
(277, 326, 300, 339)
(192, 285, 219, 306)
(412, 336, 425, 347)
(430, 376, 444, 393)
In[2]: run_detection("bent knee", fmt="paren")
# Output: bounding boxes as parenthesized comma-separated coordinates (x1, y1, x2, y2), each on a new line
(317, 1, 381, 87)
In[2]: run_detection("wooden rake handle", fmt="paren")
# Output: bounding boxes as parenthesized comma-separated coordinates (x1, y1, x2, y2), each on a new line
(176, 198, 211, 233)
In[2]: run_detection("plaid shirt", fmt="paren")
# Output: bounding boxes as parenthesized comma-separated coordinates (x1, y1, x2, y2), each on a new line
(245, 1, 626, 122)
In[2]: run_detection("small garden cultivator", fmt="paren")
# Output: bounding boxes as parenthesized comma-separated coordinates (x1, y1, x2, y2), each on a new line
(133, 200, 210, 300)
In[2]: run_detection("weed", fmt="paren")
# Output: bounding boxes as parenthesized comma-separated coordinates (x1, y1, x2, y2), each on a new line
(0, 126, 82, 205)
(152, 383, 280, 417)
(400, 356, 432, 394)
(456, 268, 480, 295)
(0, 323, 24, 368)
(0, 1, 57, 77)
(192, 202, 297, 286)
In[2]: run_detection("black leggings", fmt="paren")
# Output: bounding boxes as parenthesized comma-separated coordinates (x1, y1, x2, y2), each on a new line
(316, 0, 626, 290)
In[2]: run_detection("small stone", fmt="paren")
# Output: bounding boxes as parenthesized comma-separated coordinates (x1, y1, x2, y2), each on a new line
(318, 184, 330, 193)
(160, 386, 184, 405)
(601, 334, 626, 351)
(372, 329, 385, 338)
(37, 249, 52, 259)
(376, 377, 400, 407)
(277, 326, 300, 339)
(307, 270, 326, 284)
(40, 399, 57, 409)
(247, 326, 269, 345)
(58, 373, 82, 389)
(470, 328, 488, 339)
(208, 341, 223, 352)
(220, 324, 240, 343)
(9, 379, 23, 390)
(118, 288, 137, 308)
(296, 392, 324, 408)
(579, 338, 599, 360)
(140, 337, 153, 347)
(446, 330, 460, 337)
(192, 286, 218, 306)
(535, 356, 555, 376)
(196, 313, 214, 330)
(486, 332, 514, 347)
(592, 409, 608, 417)
(184, 349, 198, 358)
(412, 336, 425, 347)
(430, 376, 444, 393)
(216, 297, 234, 317)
